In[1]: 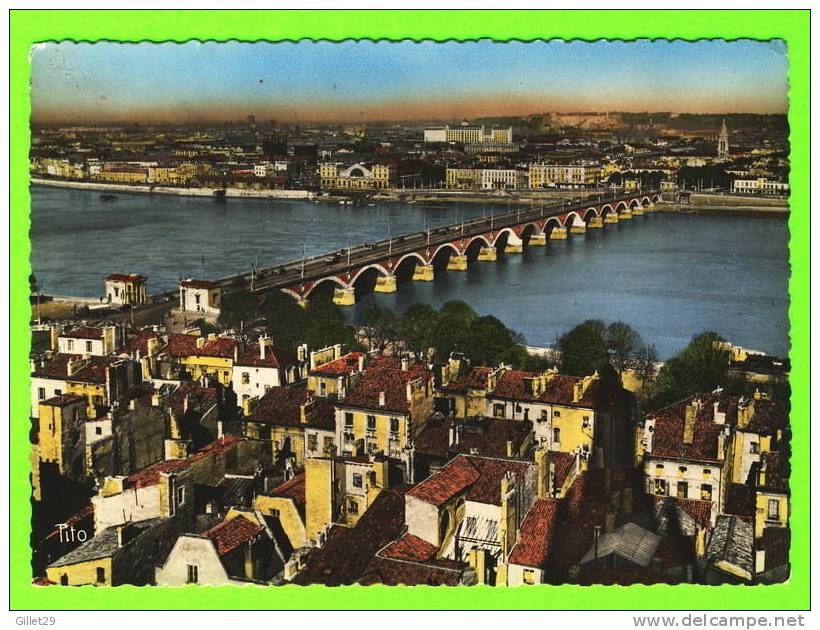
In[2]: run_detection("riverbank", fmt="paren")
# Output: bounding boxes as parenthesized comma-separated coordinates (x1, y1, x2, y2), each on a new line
(30, 177, 314, 200)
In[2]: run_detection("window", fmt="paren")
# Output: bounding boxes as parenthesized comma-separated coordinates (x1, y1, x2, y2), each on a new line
(345, 412, 354, 428)
(390, 417, 400, 434)
(60, 574, 68, 586)
(352, 473, 363, 488)
(96, 567, 106, 583)
(750, 442, 760, 454)
(493, 403, 504, 418)
(323, 436, 334, 451)
(703, 469, 712, 477)
(67, 339, 74, 351)
(540, 410, 549, 423)
(582, 416, 590, 428)
(187, 564, 199, 584)
(676, 481, 688, 499)
(347, 499, 359, 514)
(38, 387, 46, 401)
(176, 486, 185, 506)
(86, 340, 93, 353)
(654, 478, 667, 496)
(523, 408, 529, 421)
(319, 381, 327, 396)
(701, 484, 713, 501)
(522, 569, 536, 585)
(307, 434, 317, 451)
(366, 415, 376, 430)
(552, 428, 561, 444)
(679, 466, 688, 474)
(241, 372, 250, 385)
(54, 389, 61, 396)
(553, 410, 561, 418)
(95, 426, 103, 436)
(767, 499, 780, 520)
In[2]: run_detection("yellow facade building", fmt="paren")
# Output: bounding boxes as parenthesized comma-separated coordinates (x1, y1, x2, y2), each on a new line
(319, 162, 396, 190)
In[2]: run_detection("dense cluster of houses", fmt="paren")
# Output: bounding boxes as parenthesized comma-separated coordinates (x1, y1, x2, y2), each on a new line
(30, 320, 790, 587)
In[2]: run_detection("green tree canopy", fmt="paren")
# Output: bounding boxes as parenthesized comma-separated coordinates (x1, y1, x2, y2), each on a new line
(558, 320, 610, 376)
(217, 290, 260, 330)
(651, 332, 730, 408)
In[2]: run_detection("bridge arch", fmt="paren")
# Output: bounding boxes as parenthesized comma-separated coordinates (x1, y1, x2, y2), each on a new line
(600, 204, 616, 217)
(464, 235, 491, 260)
(639, 196, 652, 206)
(430, 241, 461, 264)
(563, 211, 585, 228)
(542, 217, 563, 236)
(303, 275, 348, 299)
(629, 199, 640, 210)
(520, 222, 542, 246)
(280, 287, 303, 301)
(650, 193, 660, 203)
(349, 263, 391, 287)
(491, 227, 517, 248)
(465, 234, 492, 251)
(583, 207, 599, 222)
(615, 201, 628, 212)
(393, 251, 428, 271)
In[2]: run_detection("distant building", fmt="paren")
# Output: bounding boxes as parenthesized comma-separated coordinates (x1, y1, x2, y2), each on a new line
(717, 119, 730, 161)
(105, 273, 147, 306)
(424, 123, 513, 144)
(731, 178, 789, 196)
(179, 279, 222, 317)
(319, 162, 396, 190)
(57, 325, 120, 357)
(445, 167, 525, 190)
(528, 163, 602, 188)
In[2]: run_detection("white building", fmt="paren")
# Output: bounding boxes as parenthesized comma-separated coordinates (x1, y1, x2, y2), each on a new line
(105, 274, 147, 306)
(424, 123, 513, 145)
(179, 279, 222, 318)
(731, 178, 789, 196)
(480, 169, 525, 190)
(57, 325, 119, 357)
(232, 337, 308, 403)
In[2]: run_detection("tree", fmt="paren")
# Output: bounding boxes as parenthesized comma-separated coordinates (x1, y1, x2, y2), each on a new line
(431, 301, 478, 361)
(399, 303, 440, 358)
(217, 290, 259, 330)
(633, 342, 659, 387)
(558, 320, 609, 376)
(651, 332, 730, 408)
(361, 303, 398, 352)
(465, 315, 517, 366)
(606, 321, 642, 375)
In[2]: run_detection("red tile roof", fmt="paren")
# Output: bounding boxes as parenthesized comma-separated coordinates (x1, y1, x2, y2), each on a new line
(341, 365, 428, 414)
(439, 366, 492, 393)
(167, 383, 217, 417)
(407, 454, 533, 507)
(164, 333, 237, 359)
(311, 352, 364, 376)
(407, 455, 481, 506)
(118, 330, 165, 357)
(490, 370, 599, 407)
(548, 451, 577, 490)
(359, 557, 463, 586)
(69, 356, 122, 384)
(269, 472, 306, 507)
(415, 416, 533, 460)
(31, 353, 77, 379)
(508, 499, 560, 568)
(202, 515, 264, 556)
(61, 326, 104, 340)
(125, 435, 243, 488)
(235, 343, 297, 369)
(649, 416, 726, 463)
(379, 533, 439, 562)
(653, 495, 713, 529)
(164, 333, 200, 357)
(246, 386, 335, 430)
(106, 273, 145, 282)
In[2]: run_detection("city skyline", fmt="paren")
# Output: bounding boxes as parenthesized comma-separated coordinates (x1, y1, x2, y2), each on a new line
(30, 39, 789, 124)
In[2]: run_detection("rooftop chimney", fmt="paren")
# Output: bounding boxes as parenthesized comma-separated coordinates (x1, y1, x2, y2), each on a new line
(196, 337, 206, 349)
(401, 356, 409, 372)
(683, 400, 700, 445)
(378, 391, 386, 407)
(358, 354, 365, 372)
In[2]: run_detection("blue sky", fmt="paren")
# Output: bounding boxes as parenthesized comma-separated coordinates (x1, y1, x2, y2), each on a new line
(30, 39, 789, 122)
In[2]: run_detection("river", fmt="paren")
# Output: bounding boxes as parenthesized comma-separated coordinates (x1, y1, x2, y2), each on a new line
(30, 185, 790, 359)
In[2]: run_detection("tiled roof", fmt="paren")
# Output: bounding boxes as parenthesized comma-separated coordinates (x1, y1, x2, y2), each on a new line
(653, 495, 713, 529)
(706, 515, 754, 577)
(724, 484, 756, 520)
(269, 472, 306, 507)
(340, 365, 427, 414)
(508, 499, 560, 568)
(648, 397, 730, 464)
(490, 370, 599, 407)
(439, 366, 492, 393)
(164, 334, 237, 359)
(202, 515, 264, 556)
(379, 534, 439, 562)
(359, 557, 463, 586)
(291, 487, 407, 586)
(163, 333, 200, 358)
(235, 343, 297, 368)
(407, 454, 532, 507)
(40, 393, 85, 408)
(407, 455, 481, 506)
(167, 383, 217, 417)
(125, 435, 243, 488)
(118, 330, 165, 357)
(31, 353, 77, 380)
(69, 356, 122, 384)
(742, 399, 790, 434)
(106, 273, 145, 282)
(246, 387, 335, 430)
(548, 451, 576, 491)
(758, 450, 790, 492)
(61, 326, 104, 340)
(414, 416, 533, 459)
(48, 518, 163, 568)
(311, 352, 364, 376)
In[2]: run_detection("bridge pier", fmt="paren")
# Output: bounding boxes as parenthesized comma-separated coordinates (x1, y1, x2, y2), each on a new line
(604, 213, 619, 225)
(632, 206, 644, 216)
(447, 255, 468, 271)
(374, 275, 398, 293)
(297, 298, 310, 309)
(550, 226, 568, 240)
(528, 233, 547, 246)
(618, 210, 632, 220)
(504, 233, 524, 253)
(643, 203, 656, 213)
(570, 223, 587, 235)
(477, 246, 497, 261)
(412, 264, 435, 282)
(332, 287, 356, 306)
(587, 217, 603, 229)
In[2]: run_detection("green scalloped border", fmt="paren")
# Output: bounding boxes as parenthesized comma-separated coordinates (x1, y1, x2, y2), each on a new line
(10, 9, 810, 611)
